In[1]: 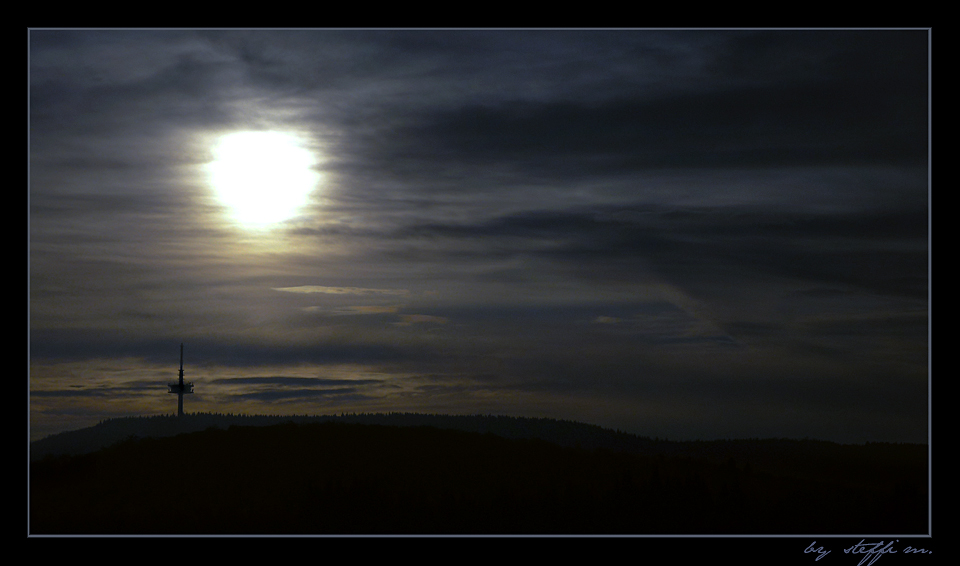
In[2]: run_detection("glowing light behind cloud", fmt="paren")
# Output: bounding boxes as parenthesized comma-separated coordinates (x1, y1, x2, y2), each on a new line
(207, 131, 320, 228)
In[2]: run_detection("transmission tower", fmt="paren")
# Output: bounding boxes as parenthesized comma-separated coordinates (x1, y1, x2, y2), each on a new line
(167, 343, 194, 416)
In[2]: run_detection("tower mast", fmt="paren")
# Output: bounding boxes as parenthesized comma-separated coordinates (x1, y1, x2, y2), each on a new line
(168, 343, 194, 416)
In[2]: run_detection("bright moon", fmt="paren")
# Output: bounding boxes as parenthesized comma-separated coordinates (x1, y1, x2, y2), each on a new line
(207, 131, 320, 228)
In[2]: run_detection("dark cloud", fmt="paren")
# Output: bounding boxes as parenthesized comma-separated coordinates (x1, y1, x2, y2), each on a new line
(29, 330, 437, 368)
(228, 388, 373, 402)
(391, 203, 927, 299)
(31, 380, 165, 398)
(32, 389, 114, 398)
(211, 376, 382, 387)
(342, 30, 927, 188)
(389, 86, 924, 177)
(706, 30, 928, 85)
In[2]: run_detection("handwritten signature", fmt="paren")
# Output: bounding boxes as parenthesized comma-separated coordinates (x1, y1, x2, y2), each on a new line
(805, 540, 932, 564)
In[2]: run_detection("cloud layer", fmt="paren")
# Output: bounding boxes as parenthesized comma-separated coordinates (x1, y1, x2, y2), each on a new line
(30, 29, 928, 443)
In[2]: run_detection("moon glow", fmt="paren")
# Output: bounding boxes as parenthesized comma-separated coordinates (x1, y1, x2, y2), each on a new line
(207, 131, 320, 228)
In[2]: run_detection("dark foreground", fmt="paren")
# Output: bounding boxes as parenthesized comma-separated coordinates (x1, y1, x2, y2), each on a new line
(30, 421, 927, 535)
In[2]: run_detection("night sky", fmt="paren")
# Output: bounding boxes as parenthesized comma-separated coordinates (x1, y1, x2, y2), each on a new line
(29, 29, 929, 444)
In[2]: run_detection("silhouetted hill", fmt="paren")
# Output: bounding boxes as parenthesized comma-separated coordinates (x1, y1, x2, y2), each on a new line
(30, 413, 926, 489)
(31, 412, 660, 461)
(30, 419, 927, 535)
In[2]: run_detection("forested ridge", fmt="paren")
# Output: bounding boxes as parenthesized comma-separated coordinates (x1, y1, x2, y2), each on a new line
(30, 419, 926, 534)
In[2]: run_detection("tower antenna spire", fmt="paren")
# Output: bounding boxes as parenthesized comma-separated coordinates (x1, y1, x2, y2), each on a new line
(168, 343, 194, 416)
